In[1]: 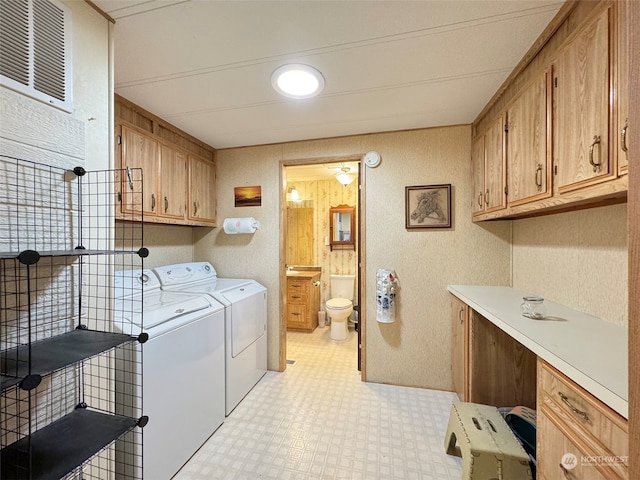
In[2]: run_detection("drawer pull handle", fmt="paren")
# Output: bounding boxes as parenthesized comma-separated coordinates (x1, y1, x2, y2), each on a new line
(292, 312, 301, 316)
(292, 295, 301, 299)
(558, 392, 590, 422)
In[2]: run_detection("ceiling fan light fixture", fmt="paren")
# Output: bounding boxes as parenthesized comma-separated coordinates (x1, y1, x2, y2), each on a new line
(336, 167, 355, 185)
(272, 64, 325, 99)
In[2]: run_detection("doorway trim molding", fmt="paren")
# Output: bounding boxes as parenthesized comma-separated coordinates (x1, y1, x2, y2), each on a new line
(279, 154, 367, 381)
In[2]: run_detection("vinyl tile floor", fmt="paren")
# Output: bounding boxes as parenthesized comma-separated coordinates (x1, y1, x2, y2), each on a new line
(174, 325, 463, 479)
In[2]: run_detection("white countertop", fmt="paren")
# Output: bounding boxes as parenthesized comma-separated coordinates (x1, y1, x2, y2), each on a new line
(448, 285, 628, 419)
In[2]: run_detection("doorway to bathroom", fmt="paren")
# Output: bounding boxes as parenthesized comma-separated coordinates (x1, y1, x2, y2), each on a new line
(280, 156, 365, 378)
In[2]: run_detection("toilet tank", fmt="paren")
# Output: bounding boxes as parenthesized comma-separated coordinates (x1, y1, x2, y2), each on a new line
(330, 274, 355, 300)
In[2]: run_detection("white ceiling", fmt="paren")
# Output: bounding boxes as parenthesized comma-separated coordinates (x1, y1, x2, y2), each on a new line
(96, 0, 562, 152)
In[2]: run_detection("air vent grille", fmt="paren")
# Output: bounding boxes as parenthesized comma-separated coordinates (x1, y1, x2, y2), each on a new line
(0, 0, 72, 111)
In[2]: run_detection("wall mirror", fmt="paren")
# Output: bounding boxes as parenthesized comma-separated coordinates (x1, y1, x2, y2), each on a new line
(329, 204, 355, 250)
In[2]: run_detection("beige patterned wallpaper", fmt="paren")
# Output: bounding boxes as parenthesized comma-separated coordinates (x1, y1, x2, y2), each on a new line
(193, 125, 513, 391)
(512, 203, 628, 326)
(286, 179, 359, 308)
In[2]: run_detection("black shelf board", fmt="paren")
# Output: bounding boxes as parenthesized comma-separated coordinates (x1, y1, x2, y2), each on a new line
(1, 329, 137, 392)
(0, 249, 142, 260)
(0, 408, 138, 480)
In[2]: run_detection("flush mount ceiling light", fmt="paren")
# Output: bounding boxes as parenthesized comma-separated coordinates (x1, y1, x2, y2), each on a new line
(336, 165, 355, 185)
(271, 64, 325, 99)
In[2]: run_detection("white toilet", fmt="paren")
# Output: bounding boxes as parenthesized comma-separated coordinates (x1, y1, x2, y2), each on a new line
(326, 274, 355, 341)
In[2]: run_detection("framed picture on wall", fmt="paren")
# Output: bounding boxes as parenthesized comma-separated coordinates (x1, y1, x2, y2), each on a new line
(405, 184, 451, 229)
(234, 186, 262, 207)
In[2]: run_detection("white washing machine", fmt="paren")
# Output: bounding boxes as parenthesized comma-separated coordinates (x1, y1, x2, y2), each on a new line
(114, 269, 225, 480)
(154, 262, 267, 416)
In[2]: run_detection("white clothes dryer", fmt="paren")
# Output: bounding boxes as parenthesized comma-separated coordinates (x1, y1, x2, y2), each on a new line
(114, 269, 225, 480)
(154, 262, 267, 416)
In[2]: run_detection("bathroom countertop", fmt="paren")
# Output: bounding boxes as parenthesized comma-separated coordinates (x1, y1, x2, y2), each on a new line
(286, 271, 321, 278)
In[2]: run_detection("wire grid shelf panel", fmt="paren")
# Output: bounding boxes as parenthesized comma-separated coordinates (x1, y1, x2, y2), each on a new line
(0, 155, 145, 480)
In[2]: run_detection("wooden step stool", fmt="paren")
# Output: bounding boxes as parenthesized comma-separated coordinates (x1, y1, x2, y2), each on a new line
(444, 402, 532, 480)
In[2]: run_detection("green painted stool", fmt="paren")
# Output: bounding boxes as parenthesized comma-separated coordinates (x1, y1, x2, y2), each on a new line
(444, 402, 533, 480)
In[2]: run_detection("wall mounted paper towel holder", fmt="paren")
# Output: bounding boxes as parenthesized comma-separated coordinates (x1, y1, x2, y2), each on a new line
(223, 217, 260, 234)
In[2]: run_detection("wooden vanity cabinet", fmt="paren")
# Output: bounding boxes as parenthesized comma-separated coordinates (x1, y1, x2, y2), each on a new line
(537, 359, 628, 479)
(286, 273, 321, 332)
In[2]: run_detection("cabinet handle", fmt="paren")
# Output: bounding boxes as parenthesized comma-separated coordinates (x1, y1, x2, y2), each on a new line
(588, 135, 601, 172)
(292, 312, 301, 316)
(484, 189, 489, 206)
(164, 196, 168, 213)
(477, 192, 483, 207)
(459, 307, 465, 324)
(558, 392, 590, 422)
(621, 120, 628, 153)
(126, 167, 134, 191)
(193, 201, 198, 215)
(292, 295, 301, 299)
(535, 164, 543, 191)
(151, 194, 156, 211)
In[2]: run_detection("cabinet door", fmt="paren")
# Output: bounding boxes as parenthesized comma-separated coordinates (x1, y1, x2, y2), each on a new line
(188, 156, 216, 224)
(617, 0, 629, 175)
(159, 145, 187, 220)
(553, 8, 612, 194)
(121, 126, 159, 216)
(471, 136, 485, 215)
(468, 311, 537, 408)
(450, 296, 467, 400)
(507, 71, 552, 206)
(538, 409, 610, 480)
(484, 115, 507, 212)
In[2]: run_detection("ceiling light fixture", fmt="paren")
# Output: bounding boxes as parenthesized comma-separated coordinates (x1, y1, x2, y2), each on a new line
(336, 166, 355, 186)
(271, 64, 325, 99)
(288, 186, 301, 202)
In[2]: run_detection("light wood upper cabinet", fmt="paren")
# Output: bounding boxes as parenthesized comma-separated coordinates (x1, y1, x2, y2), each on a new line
(471, 136, 485, 216)
(159, 145, 187, 220)
(617, 0, 629, 175)
(471, 116, 506, 216)
(121, 125, 159, 216)
(507, 71, 552, 206)
(553, 8, 613, 194)
(116, 95, 217, 227)
(188, 155, 217, 224)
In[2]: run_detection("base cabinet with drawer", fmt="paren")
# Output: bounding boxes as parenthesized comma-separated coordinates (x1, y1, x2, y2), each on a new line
(537, 359, 628, 480)
(286, 273, 321, 332)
